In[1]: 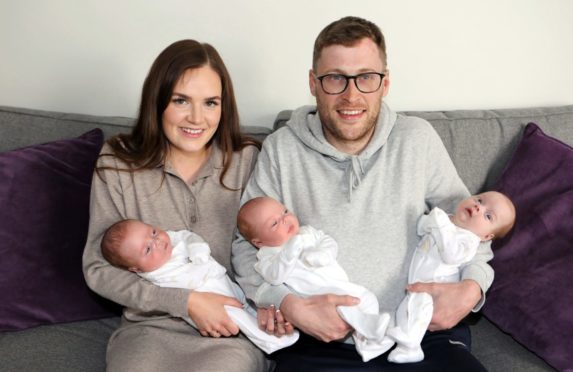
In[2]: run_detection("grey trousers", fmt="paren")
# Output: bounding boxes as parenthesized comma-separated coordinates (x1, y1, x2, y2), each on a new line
(106, 316, 270, 372)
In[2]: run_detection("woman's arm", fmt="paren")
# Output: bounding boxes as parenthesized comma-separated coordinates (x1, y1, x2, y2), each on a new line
(82, 149, 190, 318)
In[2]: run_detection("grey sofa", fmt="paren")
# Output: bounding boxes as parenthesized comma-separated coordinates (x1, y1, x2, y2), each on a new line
(2, 104, 569, 371)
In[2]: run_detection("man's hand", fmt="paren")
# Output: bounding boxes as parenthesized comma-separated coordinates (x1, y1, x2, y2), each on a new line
(187, 291, 242, 338)
(407, 279, 481, 331)
(280, 293, 359, 342)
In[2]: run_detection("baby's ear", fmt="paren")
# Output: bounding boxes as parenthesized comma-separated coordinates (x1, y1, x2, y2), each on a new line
(128, 266, 140, 273)
(482, 232, 495, 242)
(251, 239, 263, 249)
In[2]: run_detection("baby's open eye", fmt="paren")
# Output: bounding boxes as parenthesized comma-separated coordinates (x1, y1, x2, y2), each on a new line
(271, 220, 278, 227)
(485, 212, 493, 221)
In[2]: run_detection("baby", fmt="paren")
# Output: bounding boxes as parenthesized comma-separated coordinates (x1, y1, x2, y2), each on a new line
(100, 219, 299, 354)
(237, 196, 393, 362)
(387, 191, 516, 363)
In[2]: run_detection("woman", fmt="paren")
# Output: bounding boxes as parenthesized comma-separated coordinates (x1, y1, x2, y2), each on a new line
(82, 40, 268, 371)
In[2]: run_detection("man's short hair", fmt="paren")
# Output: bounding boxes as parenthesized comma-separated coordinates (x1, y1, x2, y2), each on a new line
(313, 16, 387, 70)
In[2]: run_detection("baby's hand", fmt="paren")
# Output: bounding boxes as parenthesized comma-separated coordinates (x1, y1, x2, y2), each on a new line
(188, 243, 210, 264)
(302, 250, 331, 267)
(191, 253, 209, 265)
(283, 235, 305, 260)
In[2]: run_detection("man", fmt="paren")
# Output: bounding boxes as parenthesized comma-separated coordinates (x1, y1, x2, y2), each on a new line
(232, 16, 492, 371)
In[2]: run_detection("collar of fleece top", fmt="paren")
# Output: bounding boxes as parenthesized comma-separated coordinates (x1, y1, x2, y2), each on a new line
(286, 102, 397, 199)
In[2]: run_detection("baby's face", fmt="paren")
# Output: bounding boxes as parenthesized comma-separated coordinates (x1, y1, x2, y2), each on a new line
(451, 191, 515, 241)
(120, 221, 173, 272)
(250, 198, 300, 247)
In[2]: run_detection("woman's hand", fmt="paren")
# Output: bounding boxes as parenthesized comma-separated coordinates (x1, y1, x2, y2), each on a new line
(187, 291, 243, 338)
(257, 305, 295, 337)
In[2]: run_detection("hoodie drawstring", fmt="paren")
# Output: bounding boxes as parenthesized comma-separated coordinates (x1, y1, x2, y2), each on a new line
(347, 156, 365, 201)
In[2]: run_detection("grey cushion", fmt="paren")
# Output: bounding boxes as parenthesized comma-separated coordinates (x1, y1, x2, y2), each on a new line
(0, 105, 271, 152)
(0, 106, 134, 152)
(0, 317, 120, 372)
(403, 106, 573, 194)
(471, 317, 554, 371)
(274, 105, 573, 194)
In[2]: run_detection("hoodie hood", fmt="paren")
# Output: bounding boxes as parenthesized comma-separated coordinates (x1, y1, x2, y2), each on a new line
(286, 102, 397, 199)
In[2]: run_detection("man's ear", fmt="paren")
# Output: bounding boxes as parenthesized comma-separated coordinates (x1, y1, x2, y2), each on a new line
(381, 69, 390, 98)
(309, 69, 317, 97)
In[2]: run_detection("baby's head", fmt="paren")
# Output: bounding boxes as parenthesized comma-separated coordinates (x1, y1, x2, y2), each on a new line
(451, 191, 516, 241)
(237, 197, 300, 248)
(101, 219, 173, 273)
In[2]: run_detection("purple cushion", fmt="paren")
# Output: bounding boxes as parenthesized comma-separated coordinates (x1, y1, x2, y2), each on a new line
(0, 129, 119, 332)
(483, 123, 573, 371)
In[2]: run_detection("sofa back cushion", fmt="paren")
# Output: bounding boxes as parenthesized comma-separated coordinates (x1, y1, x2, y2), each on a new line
(0, 106, 134, 152)
(274, 105, 573, 194)
(0, 105, 272, 152)
(403, 106, 573, 193)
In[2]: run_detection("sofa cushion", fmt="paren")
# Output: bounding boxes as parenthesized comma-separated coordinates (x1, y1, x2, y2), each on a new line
(0, 129, 120, 331)
(273, 105, 573, 195)
(483, 123, 573, 371)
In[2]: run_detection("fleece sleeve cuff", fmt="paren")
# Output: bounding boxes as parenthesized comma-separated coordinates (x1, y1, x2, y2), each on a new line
(461, 265, 491, 312)
(254, 282, 292, 309)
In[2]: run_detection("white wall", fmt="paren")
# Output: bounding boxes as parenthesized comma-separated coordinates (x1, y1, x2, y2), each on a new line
(1, 0, 572, 128)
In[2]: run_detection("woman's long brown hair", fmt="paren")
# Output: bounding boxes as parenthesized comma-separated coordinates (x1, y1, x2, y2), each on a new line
(100, 39, 259, 189)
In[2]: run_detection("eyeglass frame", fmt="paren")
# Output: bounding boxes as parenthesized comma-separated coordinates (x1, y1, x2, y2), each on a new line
(313, 72, 386, 95)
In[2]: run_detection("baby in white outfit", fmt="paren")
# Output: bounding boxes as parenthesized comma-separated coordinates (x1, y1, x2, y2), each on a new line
(100, 219, 299, 354)
(387, 191, 515, 363)
(237, 196, 392, 362)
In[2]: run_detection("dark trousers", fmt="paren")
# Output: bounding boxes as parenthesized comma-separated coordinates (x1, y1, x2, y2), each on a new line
(269, 323, 487, 372)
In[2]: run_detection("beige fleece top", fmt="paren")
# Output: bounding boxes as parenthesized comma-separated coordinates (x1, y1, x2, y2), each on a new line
(82, 143, 258, 321)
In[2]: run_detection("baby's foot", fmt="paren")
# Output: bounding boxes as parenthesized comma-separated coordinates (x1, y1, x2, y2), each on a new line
(388, 345, 424, 363)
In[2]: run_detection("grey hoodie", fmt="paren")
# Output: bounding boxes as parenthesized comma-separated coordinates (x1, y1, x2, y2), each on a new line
(232, 103, 493, 315)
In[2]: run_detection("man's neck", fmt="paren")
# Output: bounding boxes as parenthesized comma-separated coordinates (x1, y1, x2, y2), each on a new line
(324, 129, 375, 155)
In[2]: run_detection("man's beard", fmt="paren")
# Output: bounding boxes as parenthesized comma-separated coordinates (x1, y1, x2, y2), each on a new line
(315, 97, 381, 145)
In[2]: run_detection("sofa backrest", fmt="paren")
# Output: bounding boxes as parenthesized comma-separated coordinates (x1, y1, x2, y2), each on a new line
(0, 105, 271, 153)
(274, 105, 573, 194)
(4, 104, 573, 195)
